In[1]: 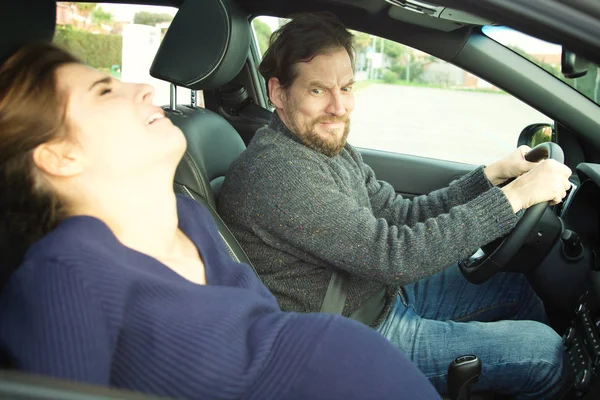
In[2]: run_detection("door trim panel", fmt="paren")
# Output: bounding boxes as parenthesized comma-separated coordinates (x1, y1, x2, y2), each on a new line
(359, 148, 477, 196)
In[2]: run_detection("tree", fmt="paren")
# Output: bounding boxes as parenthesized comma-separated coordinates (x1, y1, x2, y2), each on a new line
(352, 31, 372, 54)
(133, 11, 174, 26)
(382, 40, 406, 61)
(508, 45, 599, 104)
(91, 7, 113, 27)
(253, 19, 272, 55)
(69, 2, 97, 16)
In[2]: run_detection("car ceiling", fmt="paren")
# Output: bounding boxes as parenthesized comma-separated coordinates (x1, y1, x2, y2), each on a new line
(98, 0, 493, 31)
(94, 0, 600, 66)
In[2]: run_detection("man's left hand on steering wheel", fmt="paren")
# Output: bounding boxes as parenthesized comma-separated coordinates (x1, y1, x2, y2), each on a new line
(459, 142, 572, 284)
(484, 145, 539, 186)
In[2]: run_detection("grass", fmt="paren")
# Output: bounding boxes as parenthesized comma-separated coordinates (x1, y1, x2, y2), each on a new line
(353, 80, 374, 92)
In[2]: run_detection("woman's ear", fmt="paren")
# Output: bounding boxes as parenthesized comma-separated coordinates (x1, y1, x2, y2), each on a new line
(268, 77, 284, 109)
(33, 140, 83, 178)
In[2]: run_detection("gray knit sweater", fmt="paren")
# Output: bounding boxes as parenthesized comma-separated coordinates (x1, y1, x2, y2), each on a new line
(218, 114, 519, 327)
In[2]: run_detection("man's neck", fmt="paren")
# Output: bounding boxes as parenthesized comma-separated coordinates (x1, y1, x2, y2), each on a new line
(270, 111, 303, 144)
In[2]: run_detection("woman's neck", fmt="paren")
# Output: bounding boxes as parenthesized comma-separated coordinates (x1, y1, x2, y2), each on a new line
(69, 179, 182, 260)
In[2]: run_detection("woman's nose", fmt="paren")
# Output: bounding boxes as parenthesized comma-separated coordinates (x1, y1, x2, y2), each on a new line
(135, 83, 155, 104)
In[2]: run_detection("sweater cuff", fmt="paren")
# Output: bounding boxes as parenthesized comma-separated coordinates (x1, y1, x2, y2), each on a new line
(452, 166, 494, 203)
(467, 186, 519, 240)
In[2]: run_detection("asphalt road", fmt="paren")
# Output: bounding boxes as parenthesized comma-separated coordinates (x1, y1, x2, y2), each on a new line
(349, 84, 553, 166)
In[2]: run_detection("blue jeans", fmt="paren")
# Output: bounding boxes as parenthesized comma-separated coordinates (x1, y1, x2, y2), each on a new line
(377, 265, 566, 399)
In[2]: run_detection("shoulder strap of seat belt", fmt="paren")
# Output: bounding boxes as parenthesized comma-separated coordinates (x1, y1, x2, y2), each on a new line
(320, 270, 349, 314)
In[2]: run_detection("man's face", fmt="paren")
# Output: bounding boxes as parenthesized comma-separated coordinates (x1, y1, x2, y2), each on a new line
(271, 47, 355, 157)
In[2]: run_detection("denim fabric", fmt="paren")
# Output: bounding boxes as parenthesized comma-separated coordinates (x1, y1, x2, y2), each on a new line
(377, 265, 566, 399)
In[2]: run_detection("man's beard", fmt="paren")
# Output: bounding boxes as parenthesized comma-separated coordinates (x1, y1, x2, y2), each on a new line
(283, 101, 350, 157)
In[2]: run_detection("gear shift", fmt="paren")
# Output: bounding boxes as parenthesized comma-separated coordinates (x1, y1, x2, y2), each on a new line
(447, 355, 481, 400)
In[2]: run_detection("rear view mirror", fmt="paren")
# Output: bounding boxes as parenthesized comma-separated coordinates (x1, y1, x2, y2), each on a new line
(562, 48, 589, 79)
(517, 123, 554, 148)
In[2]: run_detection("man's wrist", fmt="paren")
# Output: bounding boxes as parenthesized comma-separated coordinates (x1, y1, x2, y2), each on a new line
(484, 162, 504, 186)
(501, 185, 521, 213)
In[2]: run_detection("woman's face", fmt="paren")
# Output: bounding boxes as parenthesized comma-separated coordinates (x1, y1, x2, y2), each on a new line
(54, 63, 186, 187)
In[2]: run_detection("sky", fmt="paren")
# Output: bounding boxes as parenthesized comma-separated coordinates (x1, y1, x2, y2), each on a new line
(483, 26, 561, 55)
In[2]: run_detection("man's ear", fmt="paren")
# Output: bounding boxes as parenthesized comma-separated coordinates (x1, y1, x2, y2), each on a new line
(33, 140, 83, 178)
(268, 77, 285, 109)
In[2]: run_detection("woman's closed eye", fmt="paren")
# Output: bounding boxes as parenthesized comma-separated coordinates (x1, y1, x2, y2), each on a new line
(99, 86, 112, 96)
(88, 76, 114, 96)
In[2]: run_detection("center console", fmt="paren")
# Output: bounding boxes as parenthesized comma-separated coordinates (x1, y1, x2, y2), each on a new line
(563, 268, 600, 398)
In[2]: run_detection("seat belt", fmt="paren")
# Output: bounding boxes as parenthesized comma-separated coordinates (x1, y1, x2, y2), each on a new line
(349, 288, 386, 327)
(319, 270, 349, 314)
(320, 270, 387, 326)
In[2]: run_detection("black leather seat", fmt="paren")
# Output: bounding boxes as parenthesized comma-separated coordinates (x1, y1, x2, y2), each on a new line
(150, 0, 257, 268)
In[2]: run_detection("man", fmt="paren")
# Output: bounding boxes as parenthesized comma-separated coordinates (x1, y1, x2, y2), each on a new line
(219, 12, 572, 398)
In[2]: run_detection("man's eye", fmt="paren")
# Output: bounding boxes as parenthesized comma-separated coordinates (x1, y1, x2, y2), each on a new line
(311, 88, 323, 94)
(100, 87, 112, 96)
(342, 86, 353, 92)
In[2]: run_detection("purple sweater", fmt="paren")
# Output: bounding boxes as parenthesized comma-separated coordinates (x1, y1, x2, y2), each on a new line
(0, 195, 440, 400)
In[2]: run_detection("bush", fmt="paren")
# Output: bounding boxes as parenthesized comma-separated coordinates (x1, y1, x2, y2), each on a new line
(54, 26, 122, 70)
(382, 70, 398, 84)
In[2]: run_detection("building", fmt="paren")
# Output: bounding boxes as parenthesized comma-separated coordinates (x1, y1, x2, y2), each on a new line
(56, 3, 112, 34)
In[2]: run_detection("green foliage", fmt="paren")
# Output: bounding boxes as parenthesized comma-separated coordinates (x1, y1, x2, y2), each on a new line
(91, 7, 113, 26)
(509, 45, 599, 104)
(252, 19, 272, 56)
(382, 40, 405, 61)
(53, 26, 122, 70)
(133, 11, 174, 26)
(571, 68, 600, 104)
(71, 2, 97, 15)
(352, 31, 372, 54)
(387, 55, 433, 84)
(382, 70, 397, 84)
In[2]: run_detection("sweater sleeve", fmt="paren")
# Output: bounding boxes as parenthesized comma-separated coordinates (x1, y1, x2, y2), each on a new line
(357, 151, 494, 227)
(0, 260, 112, 385)
(246, 155, 518, 286)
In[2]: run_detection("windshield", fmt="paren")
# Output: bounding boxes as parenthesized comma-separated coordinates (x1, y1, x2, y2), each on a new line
(483, 26, 600, 106)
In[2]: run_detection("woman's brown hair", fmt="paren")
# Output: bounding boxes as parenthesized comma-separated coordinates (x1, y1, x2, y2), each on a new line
(0, 42, 80, 282)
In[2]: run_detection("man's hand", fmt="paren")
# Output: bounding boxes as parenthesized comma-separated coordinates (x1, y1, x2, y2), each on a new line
(501, 159, 572, 213)
(484, 146, 538, 186)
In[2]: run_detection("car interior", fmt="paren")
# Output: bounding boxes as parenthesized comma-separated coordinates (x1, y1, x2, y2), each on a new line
(3, 0, 600, 399)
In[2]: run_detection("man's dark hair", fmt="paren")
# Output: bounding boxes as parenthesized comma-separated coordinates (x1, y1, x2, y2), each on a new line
(258, 12, 355, 101)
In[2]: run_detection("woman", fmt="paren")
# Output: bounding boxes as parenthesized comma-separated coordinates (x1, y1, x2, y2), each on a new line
(0, 42, 441, 400)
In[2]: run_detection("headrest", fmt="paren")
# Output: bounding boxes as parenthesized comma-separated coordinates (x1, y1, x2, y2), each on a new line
(0, 1, 56, 66)
(150, 0, 250, 91)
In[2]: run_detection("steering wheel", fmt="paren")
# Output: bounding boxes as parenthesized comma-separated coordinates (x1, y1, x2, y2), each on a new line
(458, 142, 565, 284)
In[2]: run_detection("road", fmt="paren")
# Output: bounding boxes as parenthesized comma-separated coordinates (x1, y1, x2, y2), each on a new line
(350, 84, 552, 165)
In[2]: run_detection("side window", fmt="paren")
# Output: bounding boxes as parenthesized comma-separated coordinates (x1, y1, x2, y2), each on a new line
(250, 17, 552, 166)
(252, 16, 277, 57)
(54, 2, 204, 107)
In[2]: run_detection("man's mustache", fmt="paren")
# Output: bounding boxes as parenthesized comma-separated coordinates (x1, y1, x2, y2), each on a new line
(312, 115, 349, 124)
